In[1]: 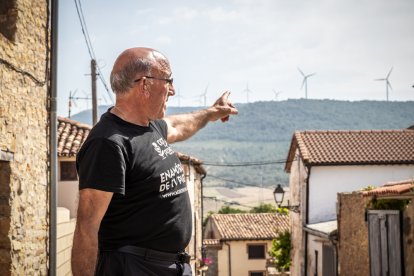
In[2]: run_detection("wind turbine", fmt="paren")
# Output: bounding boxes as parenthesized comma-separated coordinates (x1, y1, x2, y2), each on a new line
(375, 67, 393, 102)
(243, 83, 252, 103)
(298, 67, 316, 99)
(195, 83, 209, 106)
(272, 89, 282, 101)
(174, 88, 184, 107)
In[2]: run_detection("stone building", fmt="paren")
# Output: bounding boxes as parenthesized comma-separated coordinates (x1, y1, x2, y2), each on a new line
(0, 0, 51, 275)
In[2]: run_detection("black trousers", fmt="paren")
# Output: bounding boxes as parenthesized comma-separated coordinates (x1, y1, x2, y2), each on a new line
(95, 250, 193, 276)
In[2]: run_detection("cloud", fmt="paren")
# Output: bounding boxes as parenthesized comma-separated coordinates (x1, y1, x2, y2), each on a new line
(156, 35, 173, 45)
(204, 6, 241, 22)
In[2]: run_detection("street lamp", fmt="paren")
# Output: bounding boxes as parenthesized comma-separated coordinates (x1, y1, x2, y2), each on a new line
(273, 184, 300, 213)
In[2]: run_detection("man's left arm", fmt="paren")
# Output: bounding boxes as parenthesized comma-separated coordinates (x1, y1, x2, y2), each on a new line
(164, 91, 238, 143)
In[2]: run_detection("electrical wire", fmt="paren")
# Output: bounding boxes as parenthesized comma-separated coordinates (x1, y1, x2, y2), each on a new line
(207, 174, 267, 188)
(203, 157, 296, 167)
(73, 0, 114, 103)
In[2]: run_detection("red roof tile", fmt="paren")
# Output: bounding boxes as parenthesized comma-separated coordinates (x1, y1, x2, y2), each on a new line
(57, 117, 91, 157)
(210, 213, 290, 240)
(362, 179, 414, 196)
(285, 130, 414, 172)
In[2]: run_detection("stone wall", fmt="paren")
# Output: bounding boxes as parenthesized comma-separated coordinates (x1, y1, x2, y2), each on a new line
(0, 0, 50, 274)
(57, 208, 75, 276)
(288, 149, 307, 276)
(337, 192, 371, 276)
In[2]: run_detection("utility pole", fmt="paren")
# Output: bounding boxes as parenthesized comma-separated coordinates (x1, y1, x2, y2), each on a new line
(91, 59, 98, 125)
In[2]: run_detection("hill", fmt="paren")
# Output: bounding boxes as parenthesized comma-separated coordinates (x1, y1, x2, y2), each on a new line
(70, 99, 414, 188)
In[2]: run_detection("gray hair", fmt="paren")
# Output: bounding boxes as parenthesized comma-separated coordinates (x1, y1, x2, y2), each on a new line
(110, 58, 153, 95)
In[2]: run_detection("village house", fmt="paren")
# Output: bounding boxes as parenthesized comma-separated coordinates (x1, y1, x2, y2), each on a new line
(203, 213, 290, 276)
(56, 116, 208, 275)
(337, 179, 414, 276)
(284, 129, 414, 275)
(0, 0, 52, 274)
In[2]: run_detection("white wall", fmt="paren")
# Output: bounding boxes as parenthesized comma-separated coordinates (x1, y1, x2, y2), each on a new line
(308, 165, 414, 223)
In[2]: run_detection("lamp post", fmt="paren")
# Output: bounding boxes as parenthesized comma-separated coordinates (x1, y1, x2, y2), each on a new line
(273, 184, 300, 213)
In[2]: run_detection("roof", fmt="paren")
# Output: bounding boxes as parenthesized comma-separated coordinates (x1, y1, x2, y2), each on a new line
(285, 129, 414, 172)
(304, 220, 337, 239)
(57, 116, 91, 157)
(209, 213, 290, 241)
(362, 179, 414, 197)
(56, 117, 206, 173)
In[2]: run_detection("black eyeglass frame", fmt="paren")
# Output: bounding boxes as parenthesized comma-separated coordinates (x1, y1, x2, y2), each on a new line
(134, 76, 174, 85)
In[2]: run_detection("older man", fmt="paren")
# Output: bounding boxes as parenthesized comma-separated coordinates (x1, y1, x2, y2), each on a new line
(71, 47, 238, 276)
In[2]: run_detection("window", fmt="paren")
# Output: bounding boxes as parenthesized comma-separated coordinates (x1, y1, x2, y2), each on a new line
(249, 272, 265, 276)
(0, 0, 17, 41)
(60, 161, 78, 181)
(247, 244, 266, 259)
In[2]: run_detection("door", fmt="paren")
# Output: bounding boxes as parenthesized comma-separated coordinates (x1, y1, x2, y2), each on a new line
(368, 210, 403, 276)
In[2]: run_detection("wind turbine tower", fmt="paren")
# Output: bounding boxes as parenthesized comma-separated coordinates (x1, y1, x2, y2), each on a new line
(298, 67, 316, 99)
(195, 83, 209, 106)
(243, 83, 252, 103)
(375, 67, 393, 102)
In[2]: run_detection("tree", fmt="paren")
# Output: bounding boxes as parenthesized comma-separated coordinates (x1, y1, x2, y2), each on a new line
(269, 231, 291, 272)
(218, 205, 247, 214)
(250, 203, 277, 213)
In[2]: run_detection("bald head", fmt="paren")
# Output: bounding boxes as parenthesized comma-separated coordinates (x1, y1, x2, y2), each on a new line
(110, 47, 170, 95)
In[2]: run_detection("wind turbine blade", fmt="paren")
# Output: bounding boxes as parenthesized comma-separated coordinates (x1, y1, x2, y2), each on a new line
(387, 80, 392, 90)
(375, 78, 386, 81)
(297, 67, 305, 77)
(386, 67, 393, 79)
(307, 73, 316, 78)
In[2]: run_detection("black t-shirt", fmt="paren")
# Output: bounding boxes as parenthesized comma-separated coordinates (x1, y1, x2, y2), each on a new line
(76, 110, 192, 252)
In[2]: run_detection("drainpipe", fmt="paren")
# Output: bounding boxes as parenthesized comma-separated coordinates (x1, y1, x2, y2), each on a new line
(200, 172, 207, 276)
(304, 165, 311, 276)
(49, 0, 59, 274)
(224, 242, 231, 276)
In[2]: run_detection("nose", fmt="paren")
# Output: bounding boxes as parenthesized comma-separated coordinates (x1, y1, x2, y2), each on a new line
(168, 84, 175, 96)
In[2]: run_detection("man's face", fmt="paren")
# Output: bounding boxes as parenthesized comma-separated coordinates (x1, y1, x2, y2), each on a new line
(146, 61, 175, 120)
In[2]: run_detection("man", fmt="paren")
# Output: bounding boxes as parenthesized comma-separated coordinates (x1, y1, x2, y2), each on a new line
(71, 47, 238, 276)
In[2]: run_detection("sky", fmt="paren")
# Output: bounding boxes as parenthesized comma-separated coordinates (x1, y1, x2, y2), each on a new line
(57, 0, 414, 118)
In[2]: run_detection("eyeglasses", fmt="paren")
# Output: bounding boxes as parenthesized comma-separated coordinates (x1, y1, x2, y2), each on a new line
(134, 76, 174, 85)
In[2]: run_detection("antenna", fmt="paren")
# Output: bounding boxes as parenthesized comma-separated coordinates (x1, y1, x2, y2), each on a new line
(243, 83, 252, 103)
(272, 89, 282, 101)
(375, 67, 393, 101)
(68, 89, 92, 118)
(298, 67, 316, 99)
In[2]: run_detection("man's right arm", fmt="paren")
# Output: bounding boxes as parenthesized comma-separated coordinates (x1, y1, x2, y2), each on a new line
(71, 188, 113, 276)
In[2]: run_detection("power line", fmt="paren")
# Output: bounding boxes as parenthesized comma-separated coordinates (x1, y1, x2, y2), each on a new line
(208, 174, 267, 188)
(73, 0, 114, 103)
(203, 158, 296, 167)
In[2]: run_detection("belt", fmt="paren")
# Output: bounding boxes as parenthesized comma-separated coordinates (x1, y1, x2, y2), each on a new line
(115, 245, 191, 264)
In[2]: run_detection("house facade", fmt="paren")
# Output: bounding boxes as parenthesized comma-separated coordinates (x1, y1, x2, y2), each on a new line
(284, 130, 414, 276)
(0, 0, 51, 274)
(56, 116, 207, 274)
(204, 213, 290, 276)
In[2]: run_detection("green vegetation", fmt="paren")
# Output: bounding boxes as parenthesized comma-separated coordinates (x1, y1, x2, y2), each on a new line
(269, 231, 292, 272)
(250, 203, 277, 213)
(368, 198, 411, 211)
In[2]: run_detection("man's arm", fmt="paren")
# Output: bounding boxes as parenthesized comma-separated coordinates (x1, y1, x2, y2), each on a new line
(71, 188, 113, 276)
(164, 91, 238, 143)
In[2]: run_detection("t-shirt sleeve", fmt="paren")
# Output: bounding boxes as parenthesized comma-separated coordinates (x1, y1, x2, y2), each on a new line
(76, 138, 126, 194)
(153, 119, 168, 139)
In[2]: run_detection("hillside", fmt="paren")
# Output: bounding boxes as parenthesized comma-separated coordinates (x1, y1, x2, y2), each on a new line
(71, 99, 414, 188)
